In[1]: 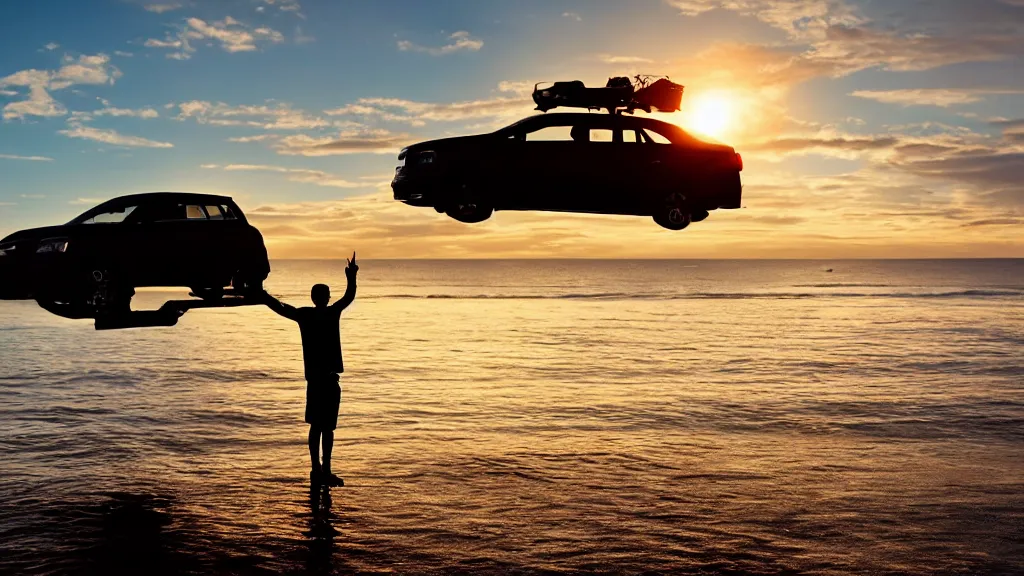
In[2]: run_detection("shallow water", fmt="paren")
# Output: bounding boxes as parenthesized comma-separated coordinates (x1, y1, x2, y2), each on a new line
(1, 259, 1022, 575)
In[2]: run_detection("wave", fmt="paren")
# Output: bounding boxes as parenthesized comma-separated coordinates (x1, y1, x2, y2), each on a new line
(371, 289, 1024, 301)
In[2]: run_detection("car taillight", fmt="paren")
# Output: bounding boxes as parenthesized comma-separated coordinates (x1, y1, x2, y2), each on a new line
(735, 152, 743, 171)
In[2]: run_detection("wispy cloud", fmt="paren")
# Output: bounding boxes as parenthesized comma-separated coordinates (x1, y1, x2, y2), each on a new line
(852, 88, 1024, 108)
(0, 154, 54, 162)
(58, 122, 173, 148)
(0, 54, 121, 120)
(598, 54, 654, 64)
(397, 31, 483, 56)
(174, 100, 330, 129)
(563, 11, 583, 22)
(201, 163, 372, 188)
(144, 16, 284, 59)
(325, 94, 532, 126)
(143, 3, 182, 13)
(275, 130, 410, 156)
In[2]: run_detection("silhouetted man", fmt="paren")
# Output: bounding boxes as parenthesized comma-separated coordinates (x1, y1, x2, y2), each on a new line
(260, 253, 358, 487)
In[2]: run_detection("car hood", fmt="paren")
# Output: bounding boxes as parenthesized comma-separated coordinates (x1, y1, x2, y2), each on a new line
(1, 225, 76, 244)
(405, 134, 495, 153)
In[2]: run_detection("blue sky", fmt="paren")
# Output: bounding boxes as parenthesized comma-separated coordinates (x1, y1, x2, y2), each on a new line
(1, 0, 1022, 258)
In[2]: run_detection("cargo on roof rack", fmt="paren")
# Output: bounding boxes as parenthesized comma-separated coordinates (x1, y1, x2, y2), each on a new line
(532, 75, 684, 115)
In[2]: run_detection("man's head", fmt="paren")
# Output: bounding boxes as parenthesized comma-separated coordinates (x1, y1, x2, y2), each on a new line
(311, 284, 330, 307)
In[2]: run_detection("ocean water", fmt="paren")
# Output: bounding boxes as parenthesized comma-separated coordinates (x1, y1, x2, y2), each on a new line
(0, 259, 1021, 575)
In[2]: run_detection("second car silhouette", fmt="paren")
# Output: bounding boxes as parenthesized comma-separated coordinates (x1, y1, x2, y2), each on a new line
(0, 192, 270, 320)
(392, 113, 743, 230)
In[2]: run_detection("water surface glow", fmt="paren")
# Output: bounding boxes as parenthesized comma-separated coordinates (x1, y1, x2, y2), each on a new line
(1, 260, 1022, 574)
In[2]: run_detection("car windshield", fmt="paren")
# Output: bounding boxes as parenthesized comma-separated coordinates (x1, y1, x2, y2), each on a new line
(69, 205, 138, 225)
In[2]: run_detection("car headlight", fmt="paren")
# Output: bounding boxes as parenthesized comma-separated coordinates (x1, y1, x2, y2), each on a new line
(36, 238, 69, 254)
(0, 242, 15, 257)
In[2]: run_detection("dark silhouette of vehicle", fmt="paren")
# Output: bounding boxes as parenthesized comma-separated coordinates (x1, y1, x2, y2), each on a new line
(0, 192, 270, 319)
(392, 112, 743, 229)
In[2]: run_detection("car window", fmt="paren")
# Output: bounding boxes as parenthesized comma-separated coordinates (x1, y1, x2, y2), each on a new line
(219, 205, 237, 220)
(81, 206, 137, 224)
(186, 205, 207, 220)
(205, 205, 224, 220)
(624, 129, 643, 143)
(643, 129, 672, 144)
(525, 125, 573, 141)
(590, 129, 614, 142)
(140, 203, 186, 222)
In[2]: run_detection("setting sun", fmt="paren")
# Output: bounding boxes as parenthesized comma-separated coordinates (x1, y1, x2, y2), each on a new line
(683, 92, 735, 140)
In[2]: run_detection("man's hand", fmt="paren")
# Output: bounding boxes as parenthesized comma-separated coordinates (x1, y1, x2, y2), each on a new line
(346, 251, 359, 276)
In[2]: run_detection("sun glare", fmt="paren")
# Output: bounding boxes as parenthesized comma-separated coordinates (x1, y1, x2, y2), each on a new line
(683, 92, 734, 140)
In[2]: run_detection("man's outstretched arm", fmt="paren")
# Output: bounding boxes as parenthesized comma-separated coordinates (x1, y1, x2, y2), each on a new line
(260, 290, 301, 321)
(332, 251, 359, 312)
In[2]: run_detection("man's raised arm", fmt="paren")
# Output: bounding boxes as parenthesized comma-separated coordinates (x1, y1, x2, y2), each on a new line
(332, 251, 359, 311)
(260, 290, 301, 321)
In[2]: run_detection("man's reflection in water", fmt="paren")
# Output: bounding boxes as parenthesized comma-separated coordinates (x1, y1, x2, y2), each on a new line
(305, 484, 337, 572)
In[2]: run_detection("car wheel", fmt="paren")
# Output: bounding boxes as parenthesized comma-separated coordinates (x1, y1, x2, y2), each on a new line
(691, 209, 710, 223)
(445, 183, 493, 224)
(653, 192, 692, 230)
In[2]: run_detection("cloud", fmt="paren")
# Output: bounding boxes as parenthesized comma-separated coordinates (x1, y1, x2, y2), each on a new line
(275, 131, 409, 156)
(0, 54, 122, 120)
(397, 31, 483, 56)
(665, 0, 864, 39)
(262, 0, 302, 12)
(598, 54, 654, 64)
(89, 106, 160, 119)
(226, 134, 277, 143)
(144, 3, 181, 13)
(113, 50, 134, 57)
(563, 11, 583, 22)
(851, 89, 991, 107)
(58, 122, 174, 148)
(0, 154, 54, 161)
(325, 94, 533, 126)
(145, 16, 284, 59)
(202, 163, 372, 188)
(173, 100, 330, 129)
(42, 43, 60, 51)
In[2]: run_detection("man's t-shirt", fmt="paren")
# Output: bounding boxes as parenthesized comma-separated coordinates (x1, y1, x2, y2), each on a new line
(294, 306, 344, 379)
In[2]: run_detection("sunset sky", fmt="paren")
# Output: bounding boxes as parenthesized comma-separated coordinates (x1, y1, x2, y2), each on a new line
(1, 0, 1022, 258)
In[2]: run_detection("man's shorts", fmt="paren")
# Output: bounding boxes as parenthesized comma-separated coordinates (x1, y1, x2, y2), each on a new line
(305, 373, 341, 430)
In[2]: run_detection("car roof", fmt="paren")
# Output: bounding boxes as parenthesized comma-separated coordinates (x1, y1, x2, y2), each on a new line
(99, 192, 235, 206)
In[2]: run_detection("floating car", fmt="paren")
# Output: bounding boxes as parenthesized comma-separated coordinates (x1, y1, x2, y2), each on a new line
(392, 112, 743, 230)
(0, 192, 270, 320)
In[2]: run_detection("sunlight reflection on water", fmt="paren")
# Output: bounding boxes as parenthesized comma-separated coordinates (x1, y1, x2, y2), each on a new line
(0, 260, 1022, 574)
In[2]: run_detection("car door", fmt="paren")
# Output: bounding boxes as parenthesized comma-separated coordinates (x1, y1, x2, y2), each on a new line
(511, 121, 580, 212)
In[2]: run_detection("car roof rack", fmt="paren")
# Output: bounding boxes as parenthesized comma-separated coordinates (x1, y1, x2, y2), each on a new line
(532, 75, 684, 115)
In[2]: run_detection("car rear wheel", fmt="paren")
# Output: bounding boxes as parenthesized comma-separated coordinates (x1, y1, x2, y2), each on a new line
(653, 192, 692, 230)
(445, 183, 493, 224)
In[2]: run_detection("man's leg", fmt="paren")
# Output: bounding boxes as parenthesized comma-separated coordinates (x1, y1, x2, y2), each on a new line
(321, 429, 333, 474)
(308, 425, 321, 473)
